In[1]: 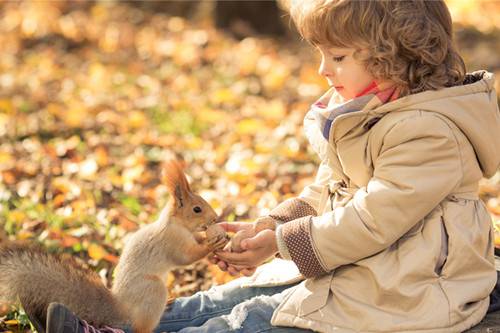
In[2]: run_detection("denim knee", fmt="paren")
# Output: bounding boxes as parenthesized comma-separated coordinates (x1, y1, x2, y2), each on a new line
(156, 279, 297, 332)
(176, 284, 312, 333)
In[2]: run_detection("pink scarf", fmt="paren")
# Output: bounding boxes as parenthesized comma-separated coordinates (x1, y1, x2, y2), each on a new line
(311, 81, 400, 141)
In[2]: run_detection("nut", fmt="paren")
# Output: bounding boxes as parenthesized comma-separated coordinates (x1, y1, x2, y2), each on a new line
(226, 228, 256, 253)
(206, 224, 229, 249)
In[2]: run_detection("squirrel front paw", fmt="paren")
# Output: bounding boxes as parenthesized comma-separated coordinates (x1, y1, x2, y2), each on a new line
(206, 224, 229, 251)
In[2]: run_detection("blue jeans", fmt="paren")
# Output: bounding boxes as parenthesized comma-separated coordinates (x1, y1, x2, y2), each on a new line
(125, 278, 315, 333)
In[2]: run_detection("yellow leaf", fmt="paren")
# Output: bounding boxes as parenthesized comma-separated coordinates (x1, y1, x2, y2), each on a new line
(249, 193, 261, 206)
(17, 230, 34, 240)
(236, 119, 266, 135)
(241, 183, 256, 196)
(128, 110, 148, 129)
(89, 62, 107, 89)
(4, 319, 19, 326)
(262, 64, 290, 92)
(197, 108, 227, 124)
(72, 199, 94, 216)
(227, 172, 250, 184)
(212, 89, 237, 105)
(52, 178, 70, 194)
(9, 210, 26, 225)
(209, 264, 237, 285)
(186, 136, 203, 149)
(95, 146, 109, 167)
(255, 143, 273, 154)
(108, 171, 123, 187)
(88, 243, 107, 261)
(47, 103, 62, 116)
(242, 159, 260, 173)
(0, 151, 13, 164)
(257, 99, 286, 121)
(64, 103, 88, 128)
(0, 99, 14, 114)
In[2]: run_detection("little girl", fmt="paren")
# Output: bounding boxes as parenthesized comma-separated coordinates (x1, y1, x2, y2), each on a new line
(43, 0, 500, 332)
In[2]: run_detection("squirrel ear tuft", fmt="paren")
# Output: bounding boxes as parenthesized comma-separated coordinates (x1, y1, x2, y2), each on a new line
(162, 160, 191, 207)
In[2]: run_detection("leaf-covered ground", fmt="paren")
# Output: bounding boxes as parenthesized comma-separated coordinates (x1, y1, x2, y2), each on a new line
(0, 1, 499, 332)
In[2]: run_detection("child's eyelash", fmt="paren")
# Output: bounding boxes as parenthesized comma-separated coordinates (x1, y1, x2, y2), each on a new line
(332, 56, 345, 62)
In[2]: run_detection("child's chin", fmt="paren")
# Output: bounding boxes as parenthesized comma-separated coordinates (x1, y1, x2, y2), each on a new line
(336, 91, 352, 101)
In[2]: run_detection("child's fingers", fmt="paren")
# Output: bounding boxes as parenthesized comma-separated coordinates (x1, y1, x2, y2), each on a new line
(228, 265, 241, 276)
(240, 238, 255, 251)
(208, 253, 230, 271)
(214, 250, 249, 264)
(217, 222, 253, 233)
(227, 264, 254, 277)
(217, 260, 228, 271)
(241, 267, 257, 276)
(230, 264, 249, 271)
(241, 230, 271, 250)
(207, 253, 218, 264)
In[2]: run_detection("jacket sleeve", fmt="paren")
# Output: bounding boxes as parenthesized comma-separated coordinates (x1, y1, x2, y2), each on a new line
(297, 158, 338, 213)
(280, 114, 463, 277)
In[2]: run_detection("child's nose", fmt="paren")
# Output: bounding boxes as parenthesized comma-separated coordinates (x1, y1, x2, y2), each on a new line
(318, 58, 332, 78)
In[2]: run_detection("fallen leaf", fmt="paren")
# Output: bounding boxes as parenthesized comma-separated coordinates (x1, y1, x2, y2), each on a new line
(88, 243, 108, 261)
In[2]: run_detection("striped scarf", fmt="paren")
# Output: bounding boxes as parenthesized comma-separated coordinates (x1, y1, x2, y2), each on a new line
(311, 81, 400, 141)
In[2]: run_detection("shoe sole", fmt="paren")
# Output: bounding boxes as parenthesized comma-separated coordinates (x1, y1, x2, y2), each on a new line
(46, 303, 67, 333)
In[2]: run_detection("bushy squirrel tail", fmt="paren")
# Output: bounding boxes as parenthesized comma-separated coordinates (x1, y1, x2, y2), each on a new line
(0, 242, 127, 328)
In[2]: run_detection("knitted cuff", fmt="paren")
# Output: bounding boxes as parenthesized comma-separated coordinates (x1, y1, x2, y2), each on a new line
(275, 224, 292, 260)
(254, 216, 279, 232)
(280, 216, 327, 278)
(268, 198, 318, 223)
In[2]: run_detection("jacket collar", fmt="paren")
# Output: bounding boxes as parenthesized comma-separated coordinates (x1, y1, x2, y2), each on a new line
(306, 71, 496, 145)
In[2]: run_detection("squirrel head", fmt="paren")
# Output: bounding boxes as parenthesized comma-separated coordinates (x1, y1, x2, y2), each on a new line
(162, 160, 218, 232)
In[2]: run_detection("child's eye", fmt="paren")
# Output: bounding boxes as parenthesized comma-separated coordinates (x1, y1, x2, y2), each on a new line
(332, 56, 345, 62)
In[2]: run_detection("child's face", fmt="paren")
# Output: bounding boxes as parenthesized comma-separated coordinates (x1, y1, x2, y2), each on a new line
(317, 45, 375, 100)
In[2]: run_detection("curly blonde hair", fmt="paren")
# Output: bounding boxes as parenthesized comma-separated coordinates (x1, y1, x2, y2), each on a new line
(280, 0, 466, 96)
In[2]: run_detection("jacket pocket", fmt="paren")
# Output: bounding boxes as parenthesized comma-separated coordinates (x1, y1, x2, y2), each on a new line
(434, 216, 449, 276)
(298, 274, 333, 316)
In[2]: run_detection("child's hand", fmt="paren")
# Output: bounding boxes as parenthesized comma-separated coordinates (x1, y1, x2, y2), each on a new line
(208, 221, 257, 276)
(208, 253, 257, 276)
(215, 229, 278, 269)
(208, 251, 255, 275)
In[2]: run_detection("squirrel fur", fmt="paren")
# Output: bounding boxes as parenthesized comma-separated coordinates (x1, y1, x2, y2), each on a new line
(0, 160, 227, 333)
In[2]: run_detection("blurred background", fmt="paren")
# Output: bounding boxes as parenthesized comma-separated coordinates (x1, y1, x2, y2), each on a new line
(0, 1, 499, 331)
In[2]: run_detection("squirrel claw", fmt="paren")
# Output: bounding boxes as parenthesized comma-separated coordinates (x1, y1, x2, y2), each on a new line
(207, 234, 229, 251)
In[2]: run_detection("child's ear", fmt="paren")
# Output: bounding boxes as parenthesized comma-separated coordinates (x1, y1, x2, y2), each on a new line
(162, 160, 191, 209)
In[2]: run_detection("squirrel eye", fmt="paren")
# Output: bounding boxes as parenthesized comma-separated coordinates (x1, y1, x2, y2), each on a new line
(193, 206, 202, 213)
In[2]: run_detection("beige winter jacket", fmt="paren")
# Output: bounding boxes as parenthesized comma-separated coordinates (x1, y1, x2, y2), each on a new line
(243, 71, 500, 332)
